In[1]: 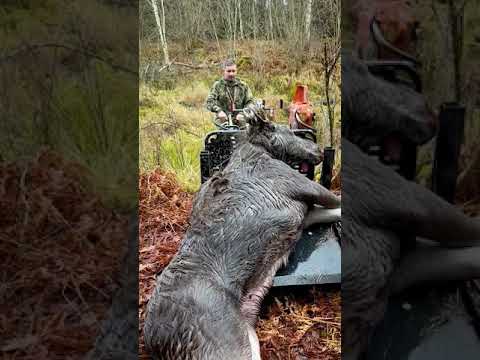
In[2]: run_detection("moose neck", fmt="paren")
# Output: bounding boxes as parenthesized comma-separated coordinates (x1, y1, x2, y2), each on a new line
(229, 142, 274, 168)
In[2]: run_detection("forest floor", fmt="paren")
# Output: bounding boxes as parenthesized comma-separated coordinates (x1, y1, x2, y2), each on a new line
(0, 151, 129, 359)
(138, 169, 341, 360)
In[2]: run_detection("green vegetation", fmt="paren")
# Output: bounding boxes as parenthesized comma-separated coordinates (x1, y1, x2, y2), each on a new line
(139, 83, 214, 192)
(139, 41, 341, 192)
(1, 1, 138, 210)
(413, 1, 480, 191)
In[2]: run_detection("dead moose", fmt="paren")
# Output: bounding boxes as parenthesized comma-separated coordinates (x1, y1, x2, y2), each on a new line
(143, 107, 341, 360)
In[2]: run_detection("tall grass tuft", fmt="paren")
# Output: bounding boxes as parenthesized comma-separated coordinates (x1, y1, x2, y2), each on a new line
(140, 82, 214, 192)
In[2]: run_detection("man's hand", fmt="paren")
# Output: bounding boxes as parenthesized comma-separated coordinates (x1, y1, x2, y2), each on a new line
(217, 111, 227, 120)
(235, 113, 245, 122)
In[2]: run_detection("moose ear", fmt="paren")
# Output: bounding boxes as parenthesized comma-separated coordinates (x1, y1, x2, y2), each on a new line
(244, 106, 270, 130)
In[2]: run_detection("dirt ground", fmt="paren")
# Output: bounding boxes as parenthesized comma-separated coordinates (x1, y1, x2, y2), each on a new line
(138, 169, 341, 360)
(0, 150, 129, 359)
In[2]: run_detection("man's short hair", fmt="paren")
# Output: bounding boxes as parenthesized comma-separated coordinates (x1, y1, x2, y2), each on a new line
(222, 59, 236, 69)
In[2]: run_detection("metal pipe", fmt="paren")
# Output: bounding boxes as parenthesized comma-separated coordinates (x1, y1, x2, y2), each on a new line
(431, 102, 465, 203)
(320, 147, 335, 190)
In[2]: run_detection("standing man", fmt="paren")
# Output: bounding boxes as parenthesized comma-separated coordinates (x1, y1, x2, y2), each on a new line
(205, 59, 255, 128)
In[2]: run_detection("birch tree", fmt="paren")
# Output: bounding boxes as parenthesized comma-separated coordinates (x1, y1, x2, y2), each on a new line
(252, 0, 257, 40)
(267, 0, 274, 40)
(149, 0, 169, 64)
(305, 0, 313, 47)
(448, 0, 467, 102)
(237, 0, 244, 40)
(321, 0, 341, 147)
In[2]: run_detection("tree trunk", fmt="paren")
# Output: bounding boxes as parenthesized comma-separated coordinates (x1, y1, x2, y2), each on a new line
(233, 0, 237, 56)
(324, 44, 334, 147)
(150, 0, 169, 65)
(209, 11, 221, 55)
(448, 0, 466, 103)
(305, 0, 313, 48)
(252, 0, 257, 40)
(224, 0, 235, 57)
(268, 0, 274, 40)
(238, 0, 244, 40)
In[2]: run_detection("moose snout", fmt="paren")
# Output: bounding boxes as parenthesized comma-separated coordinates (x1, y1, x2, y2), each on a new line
(312, 146, 324, 164)
(412, 107, 438, 145)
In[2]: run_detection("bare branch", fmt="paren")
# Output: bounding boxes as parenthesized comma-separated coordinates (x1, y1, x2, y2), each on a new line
(0, 43, 137, 75)
(141, 121, 201, 138)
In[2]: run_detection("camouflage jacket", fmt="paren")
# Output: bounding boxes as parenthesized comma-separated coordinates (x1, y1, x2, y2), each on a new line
(205, 78, 255, 113)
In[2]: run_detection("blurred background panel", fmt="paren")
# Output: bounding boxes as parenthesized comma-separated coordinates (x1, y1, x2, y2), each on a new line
(342, 1, 480, 359)
(0, 1, 139, 359)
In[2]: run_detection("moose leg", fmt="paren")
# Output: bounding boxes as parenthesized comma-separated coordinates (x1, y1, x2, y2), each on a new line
(240, 210, 302, 325)
(246, 325, 261, 360)
(390, 245, 480, 294)
(383, 182, 480, 248)
(304, 206, 341, 228)
(385, 188, 480, 293)
(287, 171, 341, 209)
(411, 192, 480, 247)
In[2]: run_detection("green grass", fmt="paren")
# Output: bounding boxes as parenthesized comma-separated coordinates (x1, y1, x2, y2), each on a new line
(1, 63, 139, 210)
(139, 44, 342, 192)
(1, 1, 138, 211)
(139, 82, 215, 191)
